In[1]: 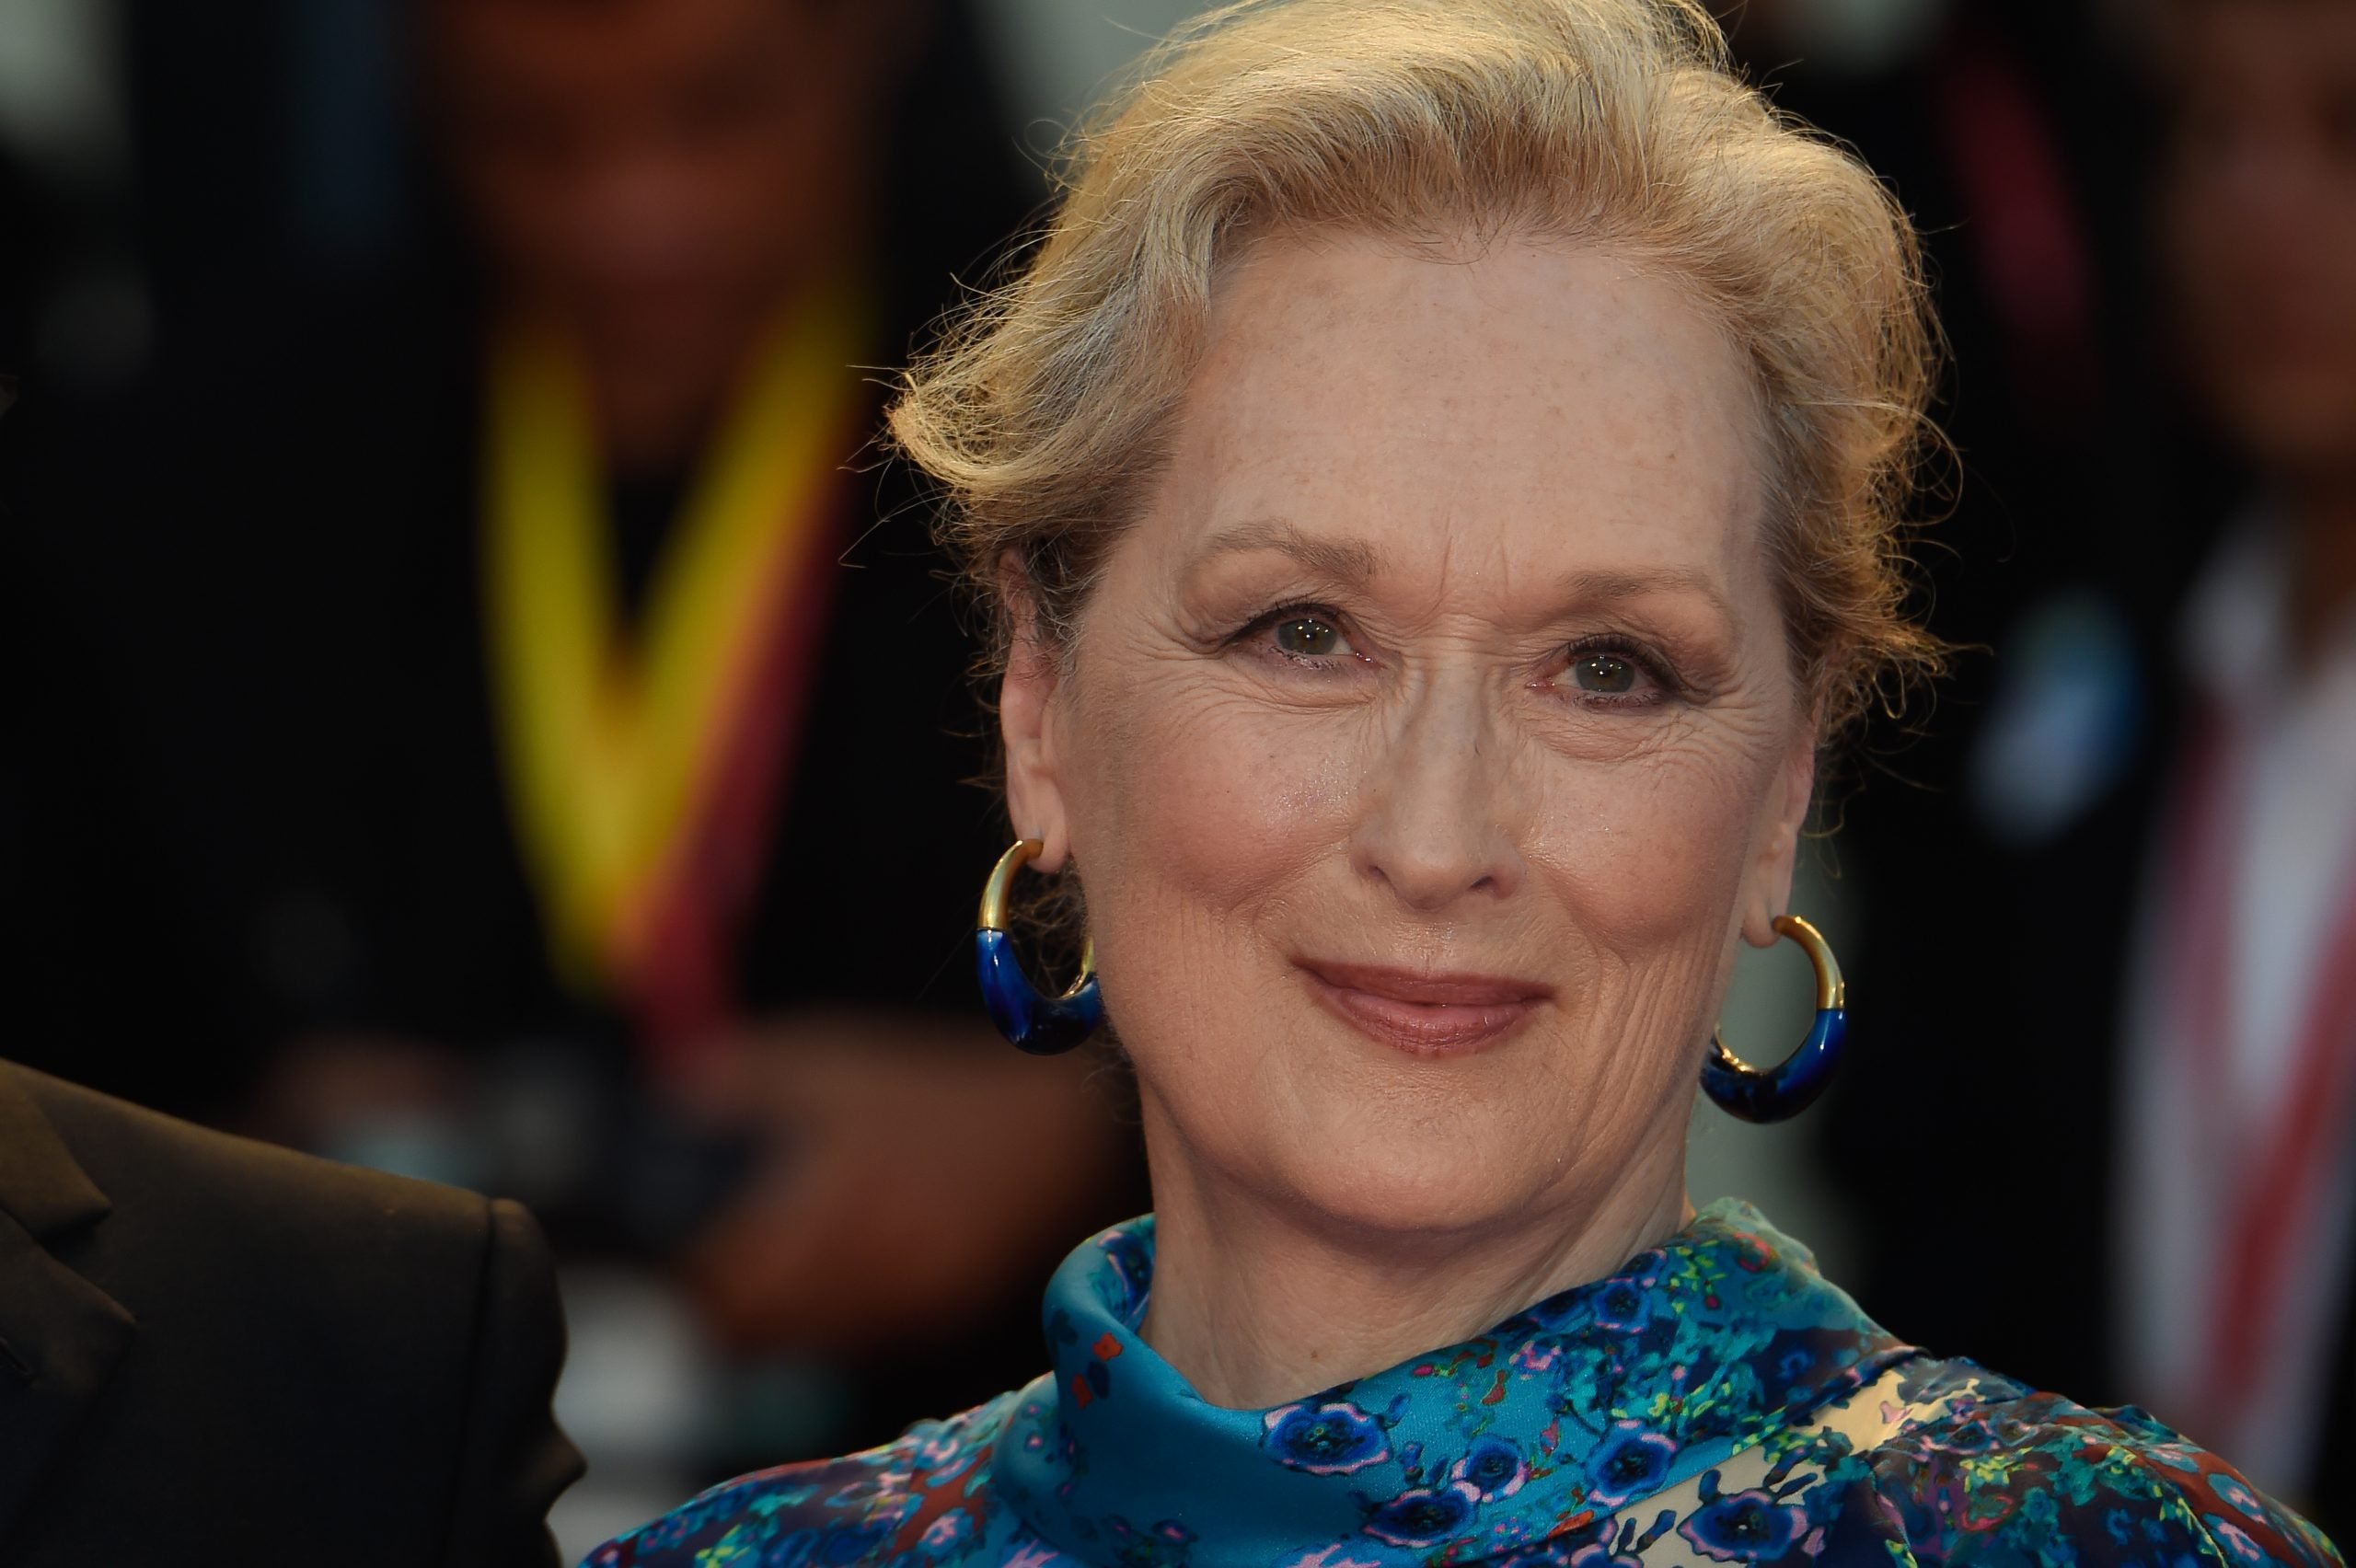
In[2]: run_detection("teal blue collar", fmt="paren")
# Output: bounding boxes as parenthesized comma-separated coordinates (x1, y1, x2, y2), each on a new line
(993, 1200, 1913, 1568)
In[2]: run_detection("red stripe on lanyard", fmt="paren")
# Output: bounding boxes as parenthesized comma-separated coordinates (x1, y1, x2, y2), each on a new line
(2172, 707, 2356, 1433)
(628, 424, 862, 1078)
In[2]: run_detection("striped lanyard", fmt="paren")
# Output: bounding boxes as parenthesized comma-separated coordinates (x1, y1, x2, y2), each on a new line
(482, 285, 871, 1067)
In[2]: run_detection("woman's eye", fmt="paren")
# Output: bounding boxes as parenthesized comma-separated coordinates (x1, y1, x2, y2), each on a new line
(1551, 642, 1672, 706)
(1569, 651, 1639, 694)
(1270, 615, 1351, 658)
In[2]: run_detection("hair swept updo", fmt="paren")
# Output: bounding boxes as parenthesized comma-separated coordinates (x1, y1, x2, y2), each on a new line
(890, 0, 1945, 760)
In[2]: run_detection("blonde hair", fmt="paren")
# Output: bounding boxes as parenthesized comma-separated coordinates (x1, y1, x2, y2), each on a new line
(890, 0, 1943, 745)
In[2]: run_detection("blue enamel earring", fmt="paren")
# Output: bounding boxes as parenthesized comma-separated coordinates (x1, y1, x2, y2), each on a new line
(976, 838, 1103, 1055)
(1700, 914, 1846, 1123)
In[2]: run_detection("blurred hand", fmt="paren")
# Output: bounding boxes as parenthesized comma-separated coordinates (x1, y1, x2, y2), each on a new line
(669, 1014, 1133, 1356)
(242, 1033, 482, 1184)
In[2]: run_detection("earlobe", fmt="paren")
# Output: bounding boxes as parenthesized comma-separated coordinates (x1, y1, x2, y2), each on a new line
(997, 561, 1072, 872)
(1741, 728, 1819, 948)
(1738, 870, 1788, 950)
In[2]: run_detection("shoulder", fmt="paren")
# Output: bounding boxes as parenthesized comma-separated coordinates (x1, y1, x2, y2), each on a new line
(14, 1062, 545, 1345)
(1825, 1355, 2343, 1567)
(588, 1391, 1025, 1568)
(22, 1062, 493, 1237)
(0, 1064, 577, 1558)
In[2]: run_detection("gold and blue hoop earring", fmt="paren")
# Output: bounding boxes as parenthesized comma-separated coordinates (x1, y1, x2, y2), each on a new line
(1700, 914, 1846, 1123)
(975, 838, 1103, 1055)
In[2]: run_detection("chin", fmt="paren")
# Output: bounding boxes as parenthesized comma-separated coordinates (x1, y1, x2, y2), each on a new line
(1126, 983, 1647, 1245)
(1276, 1156, 1555, 1246)
(1247, 1081, 1571, 1243)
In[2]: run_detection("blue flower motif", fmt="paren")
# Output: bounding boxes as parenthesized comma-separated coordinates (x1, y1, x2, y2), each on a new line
(816, 1523, 891, 1564)
(2202, 1517, 2270, 1567)
(1676, 1489, 1808, 1562)
(1585, 1420, 1677, 1507)
(1450, 1436, 1528, 1500)
(1362, 1482, 1480, 1548)
(1593, 1280, 1650, 1332)
(2209, 1474, 2272, 1523)
(1263, 1401, 1391, 1475)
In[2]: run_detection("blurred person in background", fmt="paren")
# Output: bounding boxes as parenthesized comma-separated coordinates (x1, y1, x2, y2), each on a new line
(2119, 0, 2356, 1519)
(0, 0, 1140, 1501)
(398, 0, 1135, 1373)
(1822, 0, 2356, 1536)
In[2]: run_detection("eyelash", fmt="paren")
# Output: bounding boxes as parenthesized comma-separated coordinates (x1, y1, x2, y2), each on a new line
(1558, 633, 1686, 708)
(1227, 602, 1363, 670)
(1225, 605, 1686, 706)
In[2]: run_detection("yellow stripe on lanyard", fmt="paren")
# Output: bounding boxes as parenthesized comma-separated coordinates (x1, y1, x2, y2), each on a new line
(482, 284, 870, 997)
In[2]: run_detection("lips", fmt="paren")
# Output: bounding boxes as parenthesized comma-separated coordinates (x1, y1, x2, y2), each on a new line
(1298, 960, 1552, 1057)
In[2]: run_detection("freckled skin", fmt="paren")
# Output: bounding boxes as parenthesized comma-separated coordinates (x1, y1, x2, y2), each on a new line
(1002, 234, 1816, 1272)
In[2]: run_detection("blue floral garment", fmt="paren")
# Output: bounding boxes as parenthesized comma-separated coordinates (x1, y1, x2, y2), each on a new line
(588, 1201, 2341, 1568)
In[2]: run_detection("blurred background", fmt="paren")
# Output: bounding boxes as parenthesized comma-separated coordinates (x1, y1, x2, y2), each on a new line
(1, 0, 2350, 1551)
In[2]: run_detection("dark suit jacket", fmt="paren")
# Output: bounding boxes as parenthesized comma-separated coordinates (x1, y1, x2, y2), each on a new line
(0, 1061, 583, 1565)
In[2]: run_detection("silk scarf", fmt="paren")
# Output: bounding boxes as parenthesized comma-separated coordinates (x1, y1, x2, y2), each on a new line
(592, 1199, 2343, 1566)
(990, 1201, 1913, 1568)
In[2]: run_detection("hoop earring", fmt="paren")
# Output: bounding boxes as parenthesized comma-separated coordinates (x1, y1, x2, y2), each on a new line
(975, 838, 1103, 1055)
(1700, 914, 1846, 1123)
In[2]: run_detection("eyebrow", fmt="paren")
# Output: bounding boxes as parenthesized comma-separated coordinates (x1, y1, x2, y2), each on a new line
(1553, 565, 1733, 618)
(1195, 519, 1381, 586)
(1199, 520, 1733, 618)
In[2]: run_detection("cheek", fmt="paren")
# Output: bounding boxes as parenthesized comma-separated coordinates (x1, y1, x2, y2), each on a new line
(1069, 673, 1358, 933)
(1527, 739, 1772, 964)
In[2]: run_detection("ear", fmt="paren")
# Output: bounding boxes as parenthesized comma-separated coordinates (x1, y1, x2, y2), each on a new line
(1738, 713, 1819, 949)
(997, 553, 1075, 873)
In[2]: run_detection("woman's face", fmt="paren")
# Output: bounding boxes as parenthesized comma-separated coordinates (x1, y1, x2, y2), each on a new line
(1003, 233, 1816, 1241)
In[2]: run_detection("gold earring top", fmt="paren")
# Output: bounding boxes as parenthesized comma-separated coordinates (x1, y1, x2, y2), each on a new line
(978, 838, 1045, 932)
(1771, 913, 1845, 1010)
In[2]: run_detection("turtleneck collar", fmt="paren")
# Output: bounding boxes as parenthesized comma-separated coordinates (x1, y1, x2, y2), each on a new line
(992, 1200, 1915, 1568)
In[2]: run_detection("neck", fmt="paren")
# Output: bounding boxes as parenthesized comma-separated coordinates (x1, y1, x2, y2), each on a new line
(587, 343, 739, 477)
(530, 250, 849, 477)
(1136, 1110, 1692, 1410)
(2286, 476, 2356, 672)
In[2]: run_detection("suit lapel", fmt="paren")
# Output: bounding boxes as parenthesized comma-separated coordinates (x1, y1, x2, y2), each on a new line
(0, 1066, 135, 1535)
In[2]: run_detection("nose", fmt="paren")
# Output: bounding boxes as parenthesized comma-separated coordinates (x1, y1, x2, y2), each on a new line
(1347, 675, 1526, 912)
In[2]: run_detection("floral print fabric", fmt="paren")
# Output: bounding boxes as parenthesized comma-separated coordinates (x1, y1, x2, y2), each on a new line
(587, 1201, 2340, 1568)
